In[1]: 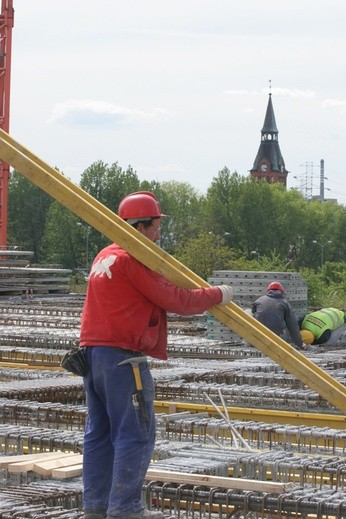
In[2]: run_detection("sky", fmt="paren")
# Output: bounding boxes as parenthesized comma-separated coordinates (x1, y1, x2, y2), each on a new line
(8, 0, 346, 205)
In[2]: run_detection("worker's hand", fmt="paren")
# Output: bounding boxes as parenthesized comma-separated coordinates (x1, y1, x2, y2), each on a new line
(217, 285, 234, 305)
(295, 343, 308, 351)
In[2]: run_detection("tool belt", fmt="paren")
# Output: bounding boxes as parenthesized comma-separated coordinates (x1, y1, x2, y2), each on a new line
(61, 346, 143, 377)
(61, 347, 88, 376)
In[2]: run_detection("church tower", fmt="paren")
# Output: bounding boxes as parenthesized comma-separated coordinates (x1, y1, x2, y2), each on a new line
(250, 93, 288, 186)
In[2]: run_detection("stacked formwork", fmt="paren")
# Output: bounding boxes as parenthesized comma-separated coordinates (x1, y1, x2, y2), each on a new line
(207, 270, 308, 342)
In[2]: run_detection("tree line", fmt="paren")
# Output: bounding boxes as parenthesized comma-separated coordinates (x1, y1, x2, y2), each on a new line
(7, 162, 346, 307)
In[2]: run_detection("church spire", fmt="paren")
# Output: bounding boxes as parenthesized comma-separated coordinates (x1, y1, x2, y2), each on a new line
(250, 92, 288, 186)
(261, 94, 278, 134)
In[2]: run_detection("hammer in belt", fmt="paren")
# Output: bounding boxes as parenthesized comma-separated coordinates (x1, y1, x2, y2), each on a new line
(118, 356, 149, 423)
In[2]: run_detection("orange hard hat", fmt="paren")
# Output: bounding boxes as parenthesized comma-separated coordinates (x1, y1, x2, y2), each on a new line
(118, 191, 167, 222)
(267, 281, 284, 293)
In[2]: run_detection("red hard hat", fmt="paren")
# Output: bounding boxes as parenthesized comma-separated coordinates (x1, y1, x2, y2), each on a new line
(267, 281, 284, 293)
(118, 191, 167, 221)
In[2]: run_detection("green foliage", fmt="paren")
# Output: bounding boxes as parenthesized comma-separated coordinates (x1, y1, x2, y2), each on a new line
(301, 263, 346, 308)
(156, 181, 206, 254)
(205, 167, 244, 239)
(8, 171, 53, 261)
(7, 161, 346, 313)
(41, 202, 81, 268)
(174, 232, 236, 280)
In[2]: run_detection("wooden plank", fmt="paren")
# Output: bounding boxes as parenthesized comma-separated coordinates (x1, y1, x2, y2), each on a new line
(51, 463, 83, 479)
(7, 451, 72, 473)
(1, 129, 346, 414)
(0, 452, 52, 469)
(33, 453, 83, 476)
(146, 469, 292, 494)
(49, 460, 292, 491)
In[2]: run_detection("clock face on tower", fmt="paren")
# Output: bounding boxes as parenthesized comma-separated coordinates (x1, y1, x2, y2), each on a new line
(260, 163, 268, 172)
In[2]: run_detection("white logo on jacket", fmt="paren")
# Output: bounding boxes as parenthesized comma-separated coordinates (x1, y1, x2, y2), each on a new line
(90, 255, 117, 279)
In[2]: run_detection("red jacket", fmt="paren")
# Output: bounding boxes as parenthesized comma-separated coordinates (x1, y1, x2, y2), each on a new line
(80, 244, 223, 360)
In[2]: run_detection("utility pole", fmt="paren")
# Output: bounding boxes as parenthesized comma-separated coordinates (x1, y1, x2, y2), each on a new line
(320, 159, 325, 201)
(295, 162, 314, 200)
(0, 0, 14, 247)
(295, 161, 329, 201)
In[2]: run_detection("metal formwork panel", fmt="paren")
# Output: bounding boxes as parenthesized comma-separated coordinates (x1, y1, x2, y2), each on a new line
(207, 270, 308, 341)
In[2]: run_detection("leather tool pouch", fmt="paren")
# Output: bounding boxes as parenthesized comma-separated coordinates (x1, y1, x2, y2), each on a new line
(61, 347, 88, 376)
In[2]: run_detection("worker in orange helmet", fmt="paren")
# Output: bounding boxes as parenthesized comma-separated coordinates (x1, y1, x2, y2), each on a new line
(251, 281, 303, 349)
(79, 191, 234, 519)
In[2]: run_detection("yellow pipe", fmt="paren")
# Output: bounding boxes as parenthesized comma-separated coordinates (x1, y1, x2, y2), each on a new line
(1, 129, 346, 413)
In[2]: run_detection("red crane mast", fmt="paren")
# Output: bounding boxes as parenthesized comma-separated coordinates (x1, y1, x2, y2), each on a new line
(0, 0, 14, 247)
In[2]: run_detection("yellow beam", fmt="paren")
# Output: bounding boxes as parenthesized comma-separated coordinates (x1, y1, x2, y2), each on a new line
(154, 401, 346, 429)
(1, 129, 346, 413)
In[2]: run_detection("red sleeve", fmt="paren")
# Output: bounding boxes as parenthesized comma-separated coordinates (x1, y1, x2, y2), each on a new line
(122, 255, 223, 315)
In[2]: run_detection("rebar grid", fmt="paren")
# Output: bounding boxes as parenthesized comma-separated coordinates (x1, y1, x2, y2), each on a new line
(0, 481, 83, 518)
(0, 378, 85, 404)
(144, 482, 346, 519)
(0, 399, 87, 430)
(156, 414, 346, 455)
(0, 403, 346, 456)
(154, 381, 333, 413)
(0, 424, 83, 457)
(0, 296, 346, 517)
(0, 316, 81, 328)
(0, 304, 82, 318)
(151, 440, 346, 490)
(0, 368, 68, 382)
(0, 335, 77, 351)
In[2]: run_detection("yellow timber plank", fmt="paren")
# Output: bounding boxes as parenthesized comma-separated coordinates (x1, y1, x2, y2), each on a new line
(1, 129, 346, 414)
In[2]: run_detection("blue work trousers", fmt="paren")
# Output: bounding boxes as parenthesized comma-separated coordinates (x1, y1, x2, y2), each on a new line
(82, 346, 156, 517)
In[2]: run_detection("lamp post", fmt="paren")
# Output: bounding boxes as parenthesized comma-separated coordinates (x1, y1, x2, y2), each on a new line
(77, 223, 91, 271)
(312, 240, 332, 267)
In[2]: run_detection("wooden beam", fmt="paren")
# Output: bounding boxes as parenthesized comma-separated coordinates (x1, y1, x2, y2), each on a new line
(0, 452, 53, 469)
(51, 463, 83, 479)
(33, 453, 83, 476)
(7, 451, 73, 472)
(146, 469, 292, 494)
(1, 129, 346, 413)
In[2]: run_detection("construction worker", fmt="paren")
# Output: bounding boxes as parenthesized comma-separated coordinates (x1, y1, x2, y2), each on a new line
(251, 281, 303, 349)
(300, 308, 346, 346)
(79, 191, 234, 519)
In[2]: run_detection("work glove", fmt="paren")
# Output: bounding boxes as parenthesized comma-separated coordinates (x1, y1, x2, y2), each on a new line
(217, 285, 234, 305)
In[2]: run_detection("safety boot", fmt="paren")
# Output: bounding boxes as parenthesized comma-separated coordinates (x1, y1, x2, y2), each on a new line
(84, 510, 107, 519)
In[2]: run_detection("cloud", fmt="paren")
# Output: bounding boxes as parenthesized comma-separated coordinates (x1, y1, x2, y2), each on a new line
(223, 88, 315, 98)
(47, 99, 169, 126)
(322, 98, 346, 109)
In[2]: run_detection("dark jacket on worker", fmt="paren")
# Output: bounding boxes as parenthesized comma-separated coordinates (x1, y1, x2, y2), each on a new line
(252, 289, 303, 347)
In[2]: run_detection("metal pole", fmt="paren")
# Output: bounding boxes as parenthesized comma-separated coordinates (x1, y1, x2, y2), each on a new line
(86, 226, 90, 271)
